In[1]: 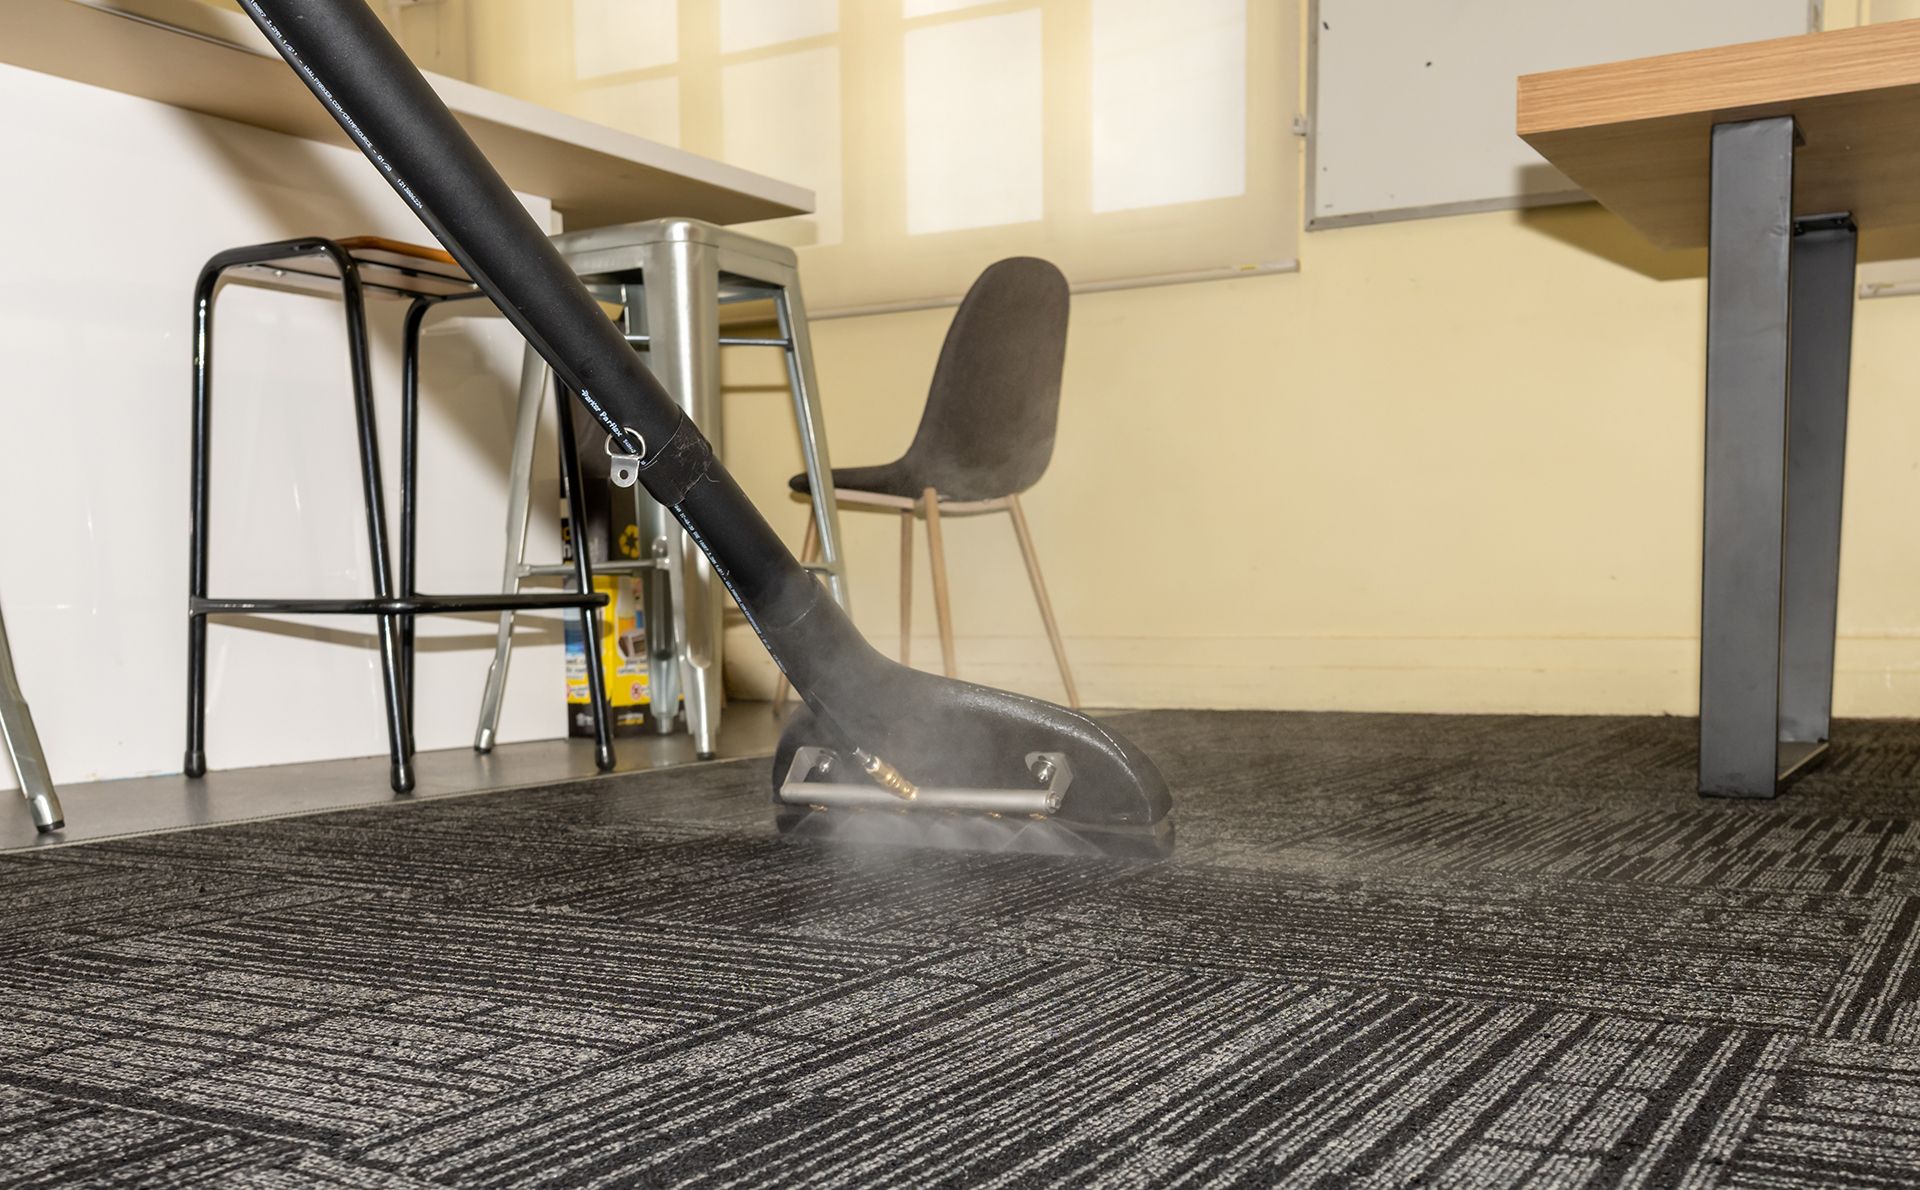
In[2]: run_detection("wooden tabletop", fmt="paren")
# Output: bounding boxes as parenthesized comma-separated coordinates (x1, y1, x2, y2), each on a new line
(1518, 19, 1920, 250)
(0, 0, 814, 231)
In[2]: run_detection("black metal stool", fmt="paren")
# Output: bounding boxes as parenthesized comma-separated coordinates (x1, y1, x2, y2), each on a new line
(187, 236, 615, 793)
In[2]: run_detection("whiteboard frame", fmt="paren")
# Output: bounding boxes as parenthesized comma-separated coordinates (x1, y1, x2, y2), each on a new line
(1302, 0, 1824, 231)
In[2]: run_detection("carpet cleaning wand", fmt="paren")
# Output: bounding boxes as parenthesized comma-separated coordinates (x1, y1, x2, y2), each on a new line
(236, 0, 1172, 856)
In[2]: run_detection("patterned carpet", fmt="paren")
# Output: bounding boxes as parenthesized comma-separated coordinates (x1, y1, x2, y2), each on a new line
(5, 710, 1920, 1187)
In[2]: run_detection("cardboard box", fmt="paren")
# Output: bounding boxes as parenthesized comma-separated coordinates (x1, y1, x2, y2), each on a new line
(564, 572, 661, 737)
(560, 413, 679, 737)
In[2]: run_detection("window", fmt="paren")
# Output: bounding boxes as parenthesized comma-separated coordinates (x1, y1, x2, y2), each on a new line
(452, 0, 1300, 311)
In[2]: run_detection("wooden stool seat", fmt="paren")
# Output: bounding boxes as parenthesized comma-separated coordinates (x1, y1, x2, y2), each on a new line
(231, 236, 476, 299)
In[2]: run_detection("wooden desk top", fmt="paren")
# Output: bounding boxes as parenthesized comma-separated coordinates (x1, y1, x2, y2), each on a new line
(1518, 20, 1920, 250)
(0, 0, 814, 230)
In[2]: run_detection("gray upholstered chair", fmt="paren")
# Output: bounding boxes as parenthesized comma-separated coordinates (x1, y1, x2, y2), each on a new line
(779, 256, 1080, 708)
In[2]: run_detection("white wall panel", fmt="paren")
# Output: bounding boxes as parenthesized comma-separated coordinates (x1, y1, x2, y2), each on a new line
(1309, 0, 1816, 226)
(0, 64, 570, 788)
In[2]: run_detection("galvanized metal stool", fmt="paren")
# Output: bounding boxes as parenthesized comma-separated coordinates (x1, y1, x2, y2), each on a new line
(1, 595, 63, 833)
(187, 237, 617, 793)
(471, 219, 848, 759)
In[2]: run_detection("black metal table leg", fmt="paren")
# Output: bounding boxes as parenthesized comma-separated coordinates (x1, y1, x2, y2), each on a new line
(1698, 116, 1857, 798)
(1779, 216, 1857, 762)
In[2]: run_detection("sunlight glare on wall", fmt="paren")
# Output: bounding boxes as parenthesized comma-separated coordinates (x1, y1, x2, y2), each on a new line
(723, 46, 844, 245)
(1091, 0, 1246, 213)
(720, 0, 838, 53)
(902, 0, 1004, 16)
(904, 10, 1045, 236)
(573, 76, 682, 147)
(572, 0, 677, 79)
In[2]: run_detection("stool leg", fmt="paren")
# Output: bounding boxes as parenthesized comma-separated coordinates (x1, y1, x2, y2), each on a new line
(899, 510, 913, 668)
(339, 263, 412, 793)
(621, 284, 682, 737)
(922, 489, 957, 679)
(556, 392, 616, 771)
(475, 345, 547, 752)
(640, 240, 724, 758)
(774, 278, 849, 612)
(771, 511, 818, 711)
(1007, 495, 1080, 710)
(643, 536, 680, 735)
(185, 265, 219, 779)
(399, 297, 433, 759)
(0, 600, 63, 832)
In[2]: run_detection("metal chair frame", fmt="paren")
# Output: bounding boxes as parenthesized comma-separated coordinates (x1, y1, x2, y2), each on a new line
(186, 237, 615, 793)
(471, 219, 848, 758)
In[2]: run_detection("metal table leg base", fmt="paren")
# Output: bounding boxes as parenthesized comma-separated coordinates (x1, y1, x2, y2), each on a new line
(1775, 739, 1831, 787)
(1698, 116, 1857, 799)
(1697, 740, 1831, 801)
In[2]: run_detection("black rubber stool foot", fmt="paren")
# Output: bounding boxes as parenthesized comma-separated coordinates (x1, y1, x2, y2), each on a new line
(390, 762, 415, 794)
(36, 819, 64, 835)
(697, 751, 717, 761)
(184, 750, 206, 778)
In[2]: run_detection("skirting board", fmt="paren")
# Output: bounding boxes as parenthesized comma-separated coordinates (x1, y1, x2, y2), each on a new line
(721, 624, 1920, 719)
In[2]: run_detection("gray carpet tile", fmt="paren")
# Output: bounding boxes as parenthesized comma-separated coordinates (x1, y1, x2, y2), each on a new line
(1816, 894, 1920, 1044)
(1718, 1038, 1920, 1189)
(4, 710, 1920, 1186)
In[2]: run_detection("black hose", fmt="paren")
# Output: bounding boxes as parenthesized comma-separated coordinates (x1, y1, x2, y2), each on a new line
(233, 0, 868, 703)
(231, 3, 1174, 848)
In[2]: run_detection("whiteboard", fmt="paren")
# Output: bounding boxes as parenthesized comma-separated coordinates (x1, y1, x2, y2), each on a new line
(1308, 0, 1820, 228)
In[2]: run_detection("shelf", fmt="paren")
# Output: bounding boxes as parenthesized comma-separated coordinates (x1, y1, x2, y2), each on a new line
(0, 0, 814, 230)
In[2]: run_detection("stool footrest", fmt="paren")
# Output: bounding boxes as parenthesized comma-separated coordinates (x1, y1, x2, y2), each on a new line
(520, 559, 658, 578)
(191, 592, 608, 616)
(623, 334, 792, 348)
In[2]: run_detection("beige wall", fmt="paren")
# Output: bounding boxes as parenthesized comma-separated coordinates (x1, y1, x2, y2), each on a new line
(717, 0, 1920, 716)
(714, 200, 1920, 718)
(442, 0, 1920, 718)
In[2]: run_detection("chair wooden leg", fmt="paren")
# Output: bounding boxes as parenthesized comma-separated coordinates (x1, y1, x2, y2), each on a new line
(922, 488, 958, 678)
(799, 510, 820, 567)
(899, 510, 913, 667)
(1007, 495, 1080, 709)
(772, 510, 820, 712)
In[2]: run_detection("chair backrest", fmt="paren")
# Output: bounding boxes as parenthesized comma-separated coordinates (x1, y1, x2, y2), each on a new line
(899, 257, 1070, 502)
